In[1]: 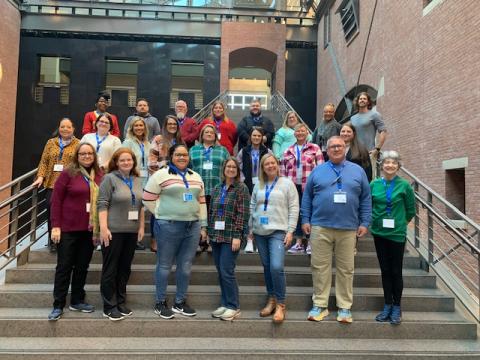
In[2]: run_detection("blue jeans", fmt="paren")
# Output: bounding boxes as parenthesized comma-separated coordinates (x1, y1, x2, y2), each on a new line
(255, 230, 286, 303)
(211, 241, 240, 310)
(154, 219, 200, 303)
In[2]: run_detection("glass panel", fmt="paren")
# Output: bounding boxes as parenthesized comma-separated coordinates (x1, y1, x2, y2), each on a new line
(75, 8, 90, 15)
(92, 9, 107, 16)
(141, 11, 157, 18)
(41, 6, 56, 14)
(125, 10, 140, 17)
(174, 13, 190, 20)
(57, 7, 72, 15)
(286, 17, 301, 25)
(29, 5, 39, 12)
(39, 57, 71, 85)
(206, 14, 221, 21)
(106, 60, 138, 89)
(109, 9, 123, 16)
(171, 62, 204, 91)
(157, 12, 173, 19)
(190, 13, 206, 21)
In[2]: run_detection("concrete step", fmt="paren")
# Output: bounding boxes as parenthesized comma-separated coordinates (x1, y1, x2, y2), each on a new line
(5, 264, 436, 288)
(27, 248, 420, 268)
(0, 284, 455, 312)
(0, 309, 474, 340)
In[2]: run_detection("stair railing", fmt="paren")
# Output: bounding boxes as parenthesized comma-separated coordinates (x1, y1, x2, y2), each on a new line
(0, 169, 48, 272)
(400, 166, 480, 322)
(270, 91, 312, 133)
(192, 90, 229, 123)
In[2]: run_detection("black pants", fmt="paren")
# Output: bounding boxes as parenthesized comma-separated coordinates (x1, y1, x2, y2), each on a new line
(100, 232, 137, 312)
(53, 231, 94, 309)
(374, 235, 406, 306)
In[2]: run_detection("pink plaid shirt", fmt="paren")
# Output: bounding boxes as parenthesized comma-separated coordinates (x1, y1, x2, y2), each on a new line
(281, 142, 324, 191)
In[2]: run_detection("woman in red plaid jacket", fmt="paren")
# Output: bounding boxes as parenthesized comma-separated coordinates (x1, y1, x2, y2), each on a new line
(281, 123, 324, 254)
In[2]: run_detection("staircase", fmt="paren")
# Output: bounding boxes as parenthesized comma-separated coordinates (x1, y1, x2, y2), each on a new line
(0, 234, 478, 358)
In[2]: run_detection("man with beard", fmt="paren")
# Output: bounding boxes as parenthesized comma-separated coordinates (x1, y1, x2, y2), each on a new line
(237, 99, 275, 150)
(175, 100, 198, 149)
(123, 98, 161, 141)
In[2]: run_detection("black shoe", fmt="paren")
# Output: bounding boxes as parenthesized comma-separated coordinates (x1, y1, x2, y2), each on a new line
(135, 242, 146, 251)
(48, 308, 63, 321)
(154, 300, 175, 319)
(103, 308, 125, 321)
(172, 300, 197, 317)
(117, 304, 133, 316)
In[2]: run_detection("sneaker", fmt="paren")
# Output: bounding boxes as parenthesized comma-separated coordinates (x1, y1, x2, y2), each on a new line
(154, 300, 175, 319)
(96, 244, 101, 251)
(211, 306, 227, 318)
(135, 242, 146, 251)
(117, 304, 133, 316)
(307, 306, 329, 321)
(220, 309, 241, 321)
(244, 240, 254, 253)
(172, 300, 197, 317)
(390, 305, 402, 325)
(306, 243, 312, 255)
(337, 308, 353, 324)
(48, 308, 63, 321)
(69, 303, 95, 313)
(196, 245, 203, 254)
(103, 308, 125, 321)
(287, 243, 304, 254)
(375, 304, 392, 322)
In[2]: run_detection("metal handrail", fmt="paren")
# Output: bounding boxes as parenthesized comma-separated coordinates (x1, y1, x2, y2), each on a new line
(192, 90, 229, 123)
(270, 91, 312, 133)
(400, 166, 480, 322)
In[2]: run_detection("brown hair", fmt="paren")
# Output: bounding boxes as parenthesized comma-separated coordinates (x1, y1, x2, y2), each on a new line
(210, 101, 227, 121)
(199, 124, 218, 145)
(221, 156, 241, 183)
(162, 115, 183, 145)
(341, 122, 370, 168)
(107, 147, 140, 177)
(353, 92, 373, 111)
(67, 142, 101, 176)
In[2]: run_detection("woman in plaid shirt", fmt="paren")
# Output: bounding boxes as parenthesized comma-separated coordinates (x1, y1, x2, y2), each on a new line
(281, 123, 324, 254)
(208, 157, 250, 321)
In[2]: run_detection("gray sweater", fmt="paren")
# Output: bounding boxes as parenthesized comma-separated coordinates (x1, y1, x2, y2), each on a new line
(97, 171, 143, 233)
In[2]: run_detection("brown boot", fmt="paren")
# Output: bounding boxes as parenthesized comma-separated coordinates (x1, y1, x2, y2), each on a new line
(259, 297, 276, 317)
(273, 303, 286, 323)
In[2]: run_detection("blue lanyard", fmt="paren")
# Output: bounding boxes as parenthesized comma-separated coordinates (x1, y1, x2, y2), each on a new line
(95, 133, 107, 153)
(263, 177, 278, 211)
(58, 137, 65, 161)
(252, 115, 261, 124)
(328, 161, 345, 191)
(139, 142, 145, 167)
(251, 150, 259, 175)
(204, 146, 213, 162)
(178, 118, 185, 127)
(381, 177, 396, 216)
(116, 174, 136, 206)
(82, 175, 90, 187)
(295, 144, 305, 169)
(217, 183, 228, 217)
(169, 164, 189, 189)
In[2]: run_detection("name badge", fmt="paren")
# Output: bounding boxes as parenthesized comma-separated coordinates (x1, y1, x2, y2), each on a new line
(128, 210, 139, 220)
(382, 219, 395, 228)
(259, 216, 269, 225)
(53, 164, 64, 172)
(203, 162, 213, 170)
(86, 203, 91, 213)
(140, 169, 148, 177)
(333, 191, 347, 204)
(217, 133, 222, 140)
(252, 177, 259, 185)
(183, 192, 193, 202)
(214, 221, 226, 230)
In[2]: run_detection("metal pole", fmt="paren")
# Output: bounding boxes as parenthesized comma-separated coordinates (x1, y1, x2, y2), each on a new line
(414, 181, 420, 248)
(427, 192, 434, 265)
(8, 183, 21, 259)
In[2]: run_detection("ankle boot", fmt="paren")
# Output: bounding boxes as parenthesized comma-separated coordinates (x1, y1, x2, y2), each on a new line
(259, 297, 276, 317)
(272, 303, 286, 323)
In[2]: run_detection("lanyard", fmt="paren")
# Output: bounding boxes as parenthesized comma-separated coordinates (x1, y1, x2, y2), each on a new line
(169, 164, 189, 189)
(203, 146, 213, 162)
(95, 133, 107, 153)
(116, 174, 136, 206)
(263, 177, 278, 211)
(139, 142, 145, 167)
(251, 149, 259, 175)
(252, 115, 261, 124)
(82, 175, 90, 188)
(214, 118, 222, 132)
(58, 137, 65, 161)
(178, 118, 185, 127)
(381, 177, 396, 216)
(328, 161, 345, 191)
(295, 144, 305, 168)
(217, 183, 228, 217)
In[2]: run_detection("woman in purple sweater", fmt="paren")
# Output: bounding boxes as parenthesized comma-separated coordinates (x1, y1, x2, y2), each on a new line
(47, 143, 103, 321)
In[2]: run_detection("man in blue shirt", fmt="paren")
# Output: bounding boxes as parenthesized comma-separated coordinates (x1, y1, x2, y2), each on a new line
(302, 136, 371, 324)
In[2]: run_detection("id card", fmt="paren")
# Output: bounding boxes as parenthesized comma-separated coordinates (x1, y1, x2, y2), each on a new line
(217, 133, 222, 140)
(86, 203, 91, 213)
(259, 216, 269, 225)
(203, 162, 213, 170)
(252, 177, 259, 185)
(382, 219, 395, 228)
(214, 221, 226, 230)
(53, 164, 64, 172)
(140, 169, 148, 178)
(183, 192, 193, 202)
(128, 210, 139, 221)
(333, 191, 347, 204)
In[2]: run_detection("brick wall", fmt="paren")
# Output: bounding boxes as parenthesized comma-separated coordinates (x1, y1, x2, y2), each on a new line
(317, 0, 480, 222)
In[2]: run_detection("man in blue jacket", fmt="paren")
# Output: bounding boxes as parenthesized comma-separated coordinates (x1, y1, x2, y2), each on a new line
(302, 136, 371, 324)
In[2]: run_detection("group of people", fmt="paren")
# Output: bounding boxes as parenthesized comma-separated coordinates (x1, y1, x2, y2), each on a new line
(35, 91, 415, 326)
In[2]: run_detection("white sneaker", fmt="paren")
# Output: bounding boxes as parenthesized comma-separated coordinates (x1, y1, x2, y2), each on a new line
(220, 309, 241, 321)
(211, 306, 227, 318)
(244, 240, 254, 253)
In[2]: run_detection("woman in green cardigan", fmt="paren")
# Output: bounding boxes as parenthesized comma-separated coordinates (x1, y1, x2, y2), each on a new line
(370, 151, 415, 325)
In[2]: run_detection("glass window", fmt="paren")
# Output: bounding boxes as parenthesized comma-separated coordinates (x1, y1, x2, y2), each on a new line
(75, 8, 90, 15)
(106, 59, 138, 106)
(125, 10, 140, 17)
(39, 57, 71, 86)
(171, 62, 204, 110)
(109, 9, 123, 17)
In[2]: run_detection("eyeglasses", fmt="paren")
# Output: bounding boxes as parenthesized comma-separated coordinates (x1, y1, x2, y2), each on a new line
(78, 152, 94, 157)
(97, 121, 110, 125)
(173, 153, 189, 158)
(328, 145, 345, 150)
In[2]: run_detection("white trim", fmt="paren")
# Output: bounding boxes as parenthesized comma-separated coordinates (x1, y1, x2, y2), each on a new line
(442, 157, 468, 170)
(423, 0, 446, 17)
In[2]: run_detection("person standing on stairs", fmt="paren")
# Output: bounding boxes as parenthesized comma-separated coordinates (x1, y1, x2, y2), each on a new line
(47, 143, 103, 321)
(97, 148, 145, 321)
(302, 136, 371, 324)
(208, 157, 250, 321)
(272, 111, 311, 160)
(175, 100, 199, 149)
(249, 154, 299, 323)
(237, 99, 275, 151)
(199, 101, 237, 155)
(82, 92, 121, 138)
(311, 103, 342, 161)
(370, 151, 415, 325)
(123, 98, 161, 142)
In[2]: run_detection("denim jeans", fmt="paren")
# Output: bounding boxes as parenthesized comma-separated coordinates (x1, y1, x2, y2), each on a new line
(211, 241, 240, 310)
(154, 219, 200, 303)
(254, 230, 286, 303)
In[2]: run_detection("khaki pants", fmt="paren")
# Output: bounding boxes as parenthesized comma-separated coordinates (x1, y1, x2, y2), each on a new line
(370, 152, 379, 179)
(310, 226, 356, 309)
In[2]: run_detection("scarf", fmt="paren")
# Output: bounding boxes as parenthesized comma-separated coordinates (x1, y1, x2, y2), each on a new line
(80, 166, 100, 242)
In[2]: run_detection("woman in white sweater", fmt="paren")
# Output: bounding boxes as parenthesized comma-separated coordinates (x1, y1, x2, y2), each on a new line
(249, 153, 299, 324)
